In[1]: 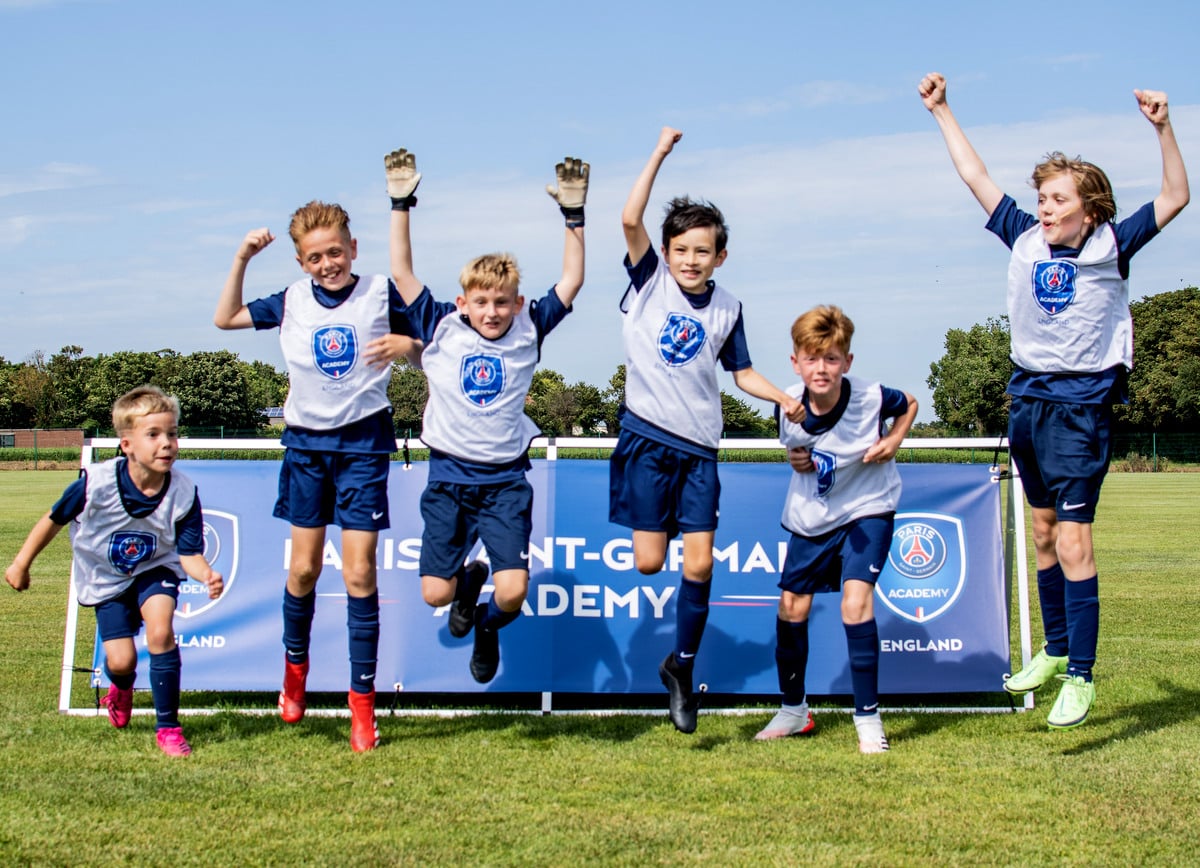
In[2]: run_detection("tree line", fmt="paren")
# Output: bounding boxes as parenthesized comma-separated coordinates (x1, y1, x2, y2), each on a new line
(926, 286, 1200, 434)
(6, 286, 1196, 437)
(0, 349, 778, 438)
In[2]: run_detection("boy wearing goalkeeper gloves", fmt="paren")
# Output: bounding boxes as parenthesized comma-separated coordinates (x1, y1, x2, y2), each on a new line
(387, 148, 586, 685)
(214, 200, 422, 753)
(612, 126, 802, 734)
(919, 72, 1189, 728)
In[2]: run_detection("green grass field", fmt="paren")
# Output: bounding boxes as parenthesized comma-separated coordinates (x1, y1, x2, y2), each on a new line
(2, 471, 1198, 865)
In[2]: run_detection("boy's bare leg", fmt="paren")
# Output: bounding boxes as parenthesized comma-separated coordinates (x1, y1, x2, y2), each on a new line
(631, 530, 668, 575)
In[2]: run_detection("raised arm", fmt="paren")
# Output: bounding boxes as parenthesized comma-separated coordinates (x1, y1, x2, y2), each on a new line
(545, 156, 589, 308)
(214, 228, 275, 329)
(622, 127, 681, 266)
(732, 367, 804, 423)
(918, 73, 1004, 217)
(1134, 89, 1191, 229)
(386, 148, 424, 306)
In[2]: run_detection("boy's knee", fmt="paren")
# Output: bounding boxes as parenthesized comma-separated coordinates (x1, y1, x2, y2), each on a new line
(421, 576, 454, 608)
(634, 554, 665, 575)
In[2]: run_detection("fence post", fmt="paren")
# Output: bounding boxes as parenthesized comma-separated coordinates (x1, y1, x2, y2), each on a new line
(33, 428, 39, 470)
(1153, 432, 1158, 472)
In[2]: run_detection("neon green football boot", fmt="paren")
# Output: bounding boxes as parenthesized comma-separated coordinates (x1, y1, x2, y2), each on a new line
(1047, 674, 1096, 729)
(1004, 646, 1068, 694)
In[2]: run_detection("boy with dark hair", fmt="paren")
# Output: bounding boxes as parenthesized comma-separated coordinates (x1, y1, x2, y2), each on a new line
(613, 126, 802, 733)
(757, 306, 916, 753)
(214, 200, 422, 752)
(387, 148, 587, 684)
(920, 72, 1189, 728)
(6, 386, 224, 757)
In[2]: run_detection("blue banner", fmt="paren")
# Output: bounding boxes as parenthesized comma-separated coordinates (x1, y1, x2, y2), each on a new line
(94, 460, 1008, 696)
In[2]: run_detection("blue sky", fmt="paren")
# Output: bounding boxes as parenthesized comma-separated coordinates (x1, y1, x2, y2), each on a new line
(4, 0, 1198, 422)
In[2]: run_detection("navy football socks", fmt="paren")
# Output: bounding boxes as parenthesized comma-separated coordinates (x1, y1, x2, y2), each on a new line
(775, 617, 810, 706)
(346, 592, 380, 695)
(282, 588, 316, 665)
(844, 619, 880, 716)
(149, 647, 181, 729)
(674, 577, 711, 663)
(1037, 563, 1069, 658)
(478, 596, 520, 631)
(1064, 575, 1099, 682)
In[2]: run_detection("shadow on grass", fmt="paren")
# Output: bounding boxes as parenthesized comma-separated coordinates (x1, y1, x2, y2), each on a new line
(1060, 680, 1200, 756)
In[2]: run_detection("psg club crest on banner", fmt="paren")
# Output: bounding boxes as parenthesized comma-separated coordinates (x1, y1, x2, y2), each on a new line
(658, 313, 707, 366)
(461, 354, 505, 406)
(176, 510, 239, 620)
(311, 325, 358, 380)
(108, 531, 156, 576)
(811, 448, 836, 497)
(1032, 260, 1077, 315)
(875, 512, 967, 624)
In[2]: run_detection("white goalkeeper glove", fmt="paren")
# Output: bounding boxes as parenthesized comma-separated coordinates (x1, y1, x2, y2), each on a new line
(385, 148, 421, 210)
(545, 156, 589, 227)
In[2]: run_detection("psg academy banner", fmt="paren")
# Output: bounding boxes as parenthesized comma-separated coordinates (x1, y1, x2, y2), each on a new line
(90, 461, 1009, 696)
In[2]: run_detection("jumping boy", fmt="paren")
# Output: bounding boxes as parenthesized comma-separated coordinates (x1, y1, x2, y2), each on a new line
(5, 386, 223, 757)
(614, 127, 803, 734)
(386, 148, 586, 684)
(756, 306, 916, 753)
(919, 73, 1189, 728)
(214, 201, 423, 751)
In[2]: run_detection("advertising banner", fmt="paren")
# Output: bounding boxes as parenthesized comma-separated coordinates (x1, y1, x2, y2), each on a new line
(89, 460, 1007, 696)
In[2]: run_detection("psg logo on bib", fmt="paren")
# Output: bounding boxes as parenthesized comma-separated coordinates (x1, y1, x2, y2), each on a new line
(108, 531, 156, 576)
(875, 514, 967, 623)
(658, 313, 707, 366)
(811, 448, 836, 497)
(1032, 260, 1077, 315)
(311, 325, 358, 380)
(461, 354, 505, 406)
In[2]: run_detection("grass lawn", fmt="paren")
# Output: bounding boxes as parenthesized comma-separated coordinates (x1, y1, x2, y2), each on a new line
(1, 470, 1198, 865)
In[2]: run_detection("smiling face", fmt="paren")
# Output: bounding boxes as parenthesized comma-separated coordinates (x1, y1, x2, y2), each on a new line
(1037, 172, 1094, 249)
(457, 284, 525, 340)
(792, 344, 853, 412)
(663, 225, 728, 294)
(295, 225, 358, 291)
(120, 411, 179, 480)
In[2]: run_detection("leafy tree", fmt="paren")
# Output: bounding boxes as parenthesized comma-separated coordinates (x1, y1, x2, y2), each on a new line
(10, 351, 55, 428)
(388, 360, 427, 436)
(720, 391, 776, 436)
(46, 345, 94, 428)
(600, 365, 626, 435)
(526, 369, 569, 435)
(569, 382, 606, 435)
(0, 357, 15, 427)
(926, 316, 1013, 435)
(82, 351, 163, 430)
(243, 360, 289, 414)
(168, 350, 259, 431)
(1119, 287, 1200, 431)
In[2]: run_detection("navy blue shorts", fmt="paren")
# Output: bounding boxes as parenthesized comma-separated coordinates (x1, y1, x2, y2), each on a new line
(274, 448, 390, 531)
(1008, 395, 1112, 523)
(418, 478, 533, 578)
(93, 566, 181, 642)
(609, 432, 719, 537)
(780, 514, 894, 596)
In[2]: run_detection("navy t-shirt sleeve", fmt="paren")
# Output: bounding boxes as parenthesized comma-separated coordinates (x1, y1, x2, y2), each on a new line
(247, 289, 287, 330)
(530, 286, 572, 341)
(387, 280, 418, 337)
(1113, 202, 1159, 276)
(624, 248, 659, 292)
(49, 476, 87, 524)
(880, 386, 909, 419)
(400, 287, 457, 344)
(175, 492, 205, 556)
(985, 195, 1037, 249)
(717, 309, 751, 372)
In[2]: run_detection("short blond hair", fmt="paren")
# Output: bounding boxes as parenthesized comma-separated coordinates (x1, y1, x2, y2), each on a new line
(459, 253, 521, 294)
(1031, 152, 1116, 226)
(288, 200, 352, 248)
(791, 305, 855, 355)
(112, 385, 180, 435)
